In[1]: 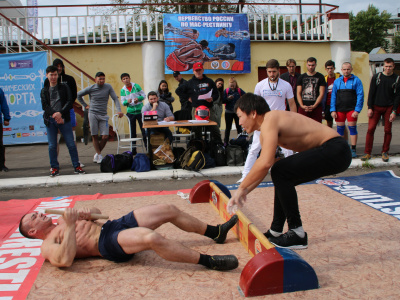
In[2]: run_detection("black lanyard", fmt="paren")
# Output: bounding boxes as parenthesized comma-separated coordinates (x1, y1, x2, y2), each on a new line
(268, 78, 279, 91)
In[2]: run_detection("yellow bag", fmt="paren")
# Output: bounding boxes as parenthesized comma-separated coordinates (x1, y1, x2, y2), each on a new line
(177, 127, 190, 134)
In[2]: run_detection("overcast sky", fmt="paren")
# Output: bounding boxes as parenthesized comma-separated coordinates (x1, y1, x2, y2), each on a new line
(23, 1, 400, 16)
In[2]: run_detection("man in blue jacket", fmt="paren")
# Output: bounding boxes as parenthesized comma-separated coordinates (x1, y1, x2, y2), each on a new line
(330, 62, 364, 158)
(0, 88, 11, 172)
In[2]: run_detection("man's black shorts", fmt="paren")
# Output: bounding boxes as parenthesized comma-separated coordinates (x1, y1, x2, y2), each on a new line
(98, 211, 138, 262)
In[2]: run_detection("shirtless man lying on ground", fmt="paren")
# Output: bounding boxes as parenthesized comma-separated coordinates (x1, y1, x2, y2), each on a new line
(19, 204, 239, 271)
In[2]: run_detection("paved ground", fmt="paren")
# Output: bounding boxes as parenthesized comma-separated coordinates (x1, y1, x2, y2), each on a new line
(0, 121, 399, 201)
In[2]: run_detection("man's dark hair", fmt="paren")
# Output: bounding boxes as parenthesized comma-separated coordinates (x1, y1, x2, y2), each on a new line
(120, 73, 130, 80)
(325, 60, 335, 68)
(147, 91, 157, 98)
(234, 93, 270, 115)
(95, 71, 105, 78)
(307, 57, 317, 63)
(46, 65, 58, 74)
(384, 58, 395, 64)
(286, 58, 296, 66)
(199, 40, 209, 47)
(19, 214, 34, 239)
(266, 59, 280, 69)
(228, 43, 235, 50)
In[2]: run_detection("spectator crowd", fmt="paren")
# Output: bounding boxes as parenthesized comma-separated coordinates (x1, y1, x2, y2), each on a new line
(0, 57, 399, 177)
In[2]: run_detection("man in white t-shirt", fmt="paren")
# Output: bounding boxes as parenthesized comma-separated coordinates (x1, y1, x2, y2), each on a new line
(238, 59, 296, 183)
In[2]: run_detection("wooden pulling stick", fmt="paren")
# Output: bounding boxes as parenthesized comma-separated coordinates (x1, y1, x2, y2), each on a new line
(44, 209, 109, 220)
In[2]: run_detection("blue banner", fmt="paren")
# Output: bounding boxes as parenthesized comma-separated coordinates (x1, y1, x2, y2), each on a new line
(315, 171, 400, 221)
(0, 51, 47, 145)
(164, 14, 250, 74)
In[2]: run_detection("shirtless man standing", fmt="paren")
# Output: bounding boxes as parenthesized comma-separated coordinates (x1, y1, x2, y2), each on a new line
(19, 204, 239, 270)
(227, 93, 351, 249)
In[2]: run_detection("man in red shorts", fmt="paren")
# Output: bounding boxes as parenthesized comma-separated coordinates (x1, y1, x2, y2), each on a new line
(330, 62, 364, 158)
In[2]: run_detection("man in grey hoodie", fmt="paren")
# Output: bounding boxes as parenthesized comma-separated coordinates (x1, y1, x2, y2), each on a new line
(77, 72, 123, 164)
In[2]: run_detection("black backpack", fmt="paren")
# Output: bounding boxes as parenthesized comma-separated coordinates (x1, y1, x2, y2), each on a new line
(179, 147, 205, 171)
(187, 139, 206, 152)
(214, 143, 227, 166)
(100, 151, 133, 173)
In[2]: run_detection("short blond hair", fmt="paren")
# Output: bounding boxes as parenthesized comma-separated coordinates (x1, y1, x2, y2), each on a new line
(228, 77, 239, 89)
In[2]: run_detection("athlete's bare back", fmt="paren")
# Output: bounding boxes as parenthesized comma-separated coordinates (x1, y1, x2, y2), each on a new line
(261, 110, 339, 153)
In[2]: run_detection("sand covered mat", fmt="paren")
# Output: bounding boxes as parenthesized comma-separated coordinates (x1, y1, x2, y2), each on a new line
(25, 184, 400, 299)
(241, 184, 400, 299)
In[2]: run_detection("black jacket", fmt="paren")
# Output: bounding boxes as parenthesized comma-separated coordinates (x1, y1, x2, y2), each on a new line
(176, 74, 218, 109)
(41, 83, 73, 126)
(44, 59, 77, 101)
(175, 78, 191, 111)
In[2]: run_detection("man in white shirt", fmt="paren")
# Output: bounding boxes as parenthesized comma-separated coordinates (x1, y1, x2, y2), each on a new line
(238, 59, 296, 183)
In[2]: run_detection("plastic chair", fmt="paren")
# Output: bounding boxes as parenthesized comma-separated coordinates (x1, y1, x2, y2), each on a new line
(112, 114, 145, 154)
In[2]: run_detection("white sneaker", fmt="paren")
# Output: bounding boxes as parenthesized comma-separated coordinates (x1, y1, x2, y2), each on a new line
(93, 153, 98, 162)
(236, 177, 244, 184)
(97, 154, 103, 164)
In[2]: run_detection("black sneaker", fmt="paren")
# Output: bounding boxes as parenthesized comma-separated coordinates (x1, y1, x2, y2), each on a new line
(209, 255, 239, 271)
(74, 166, 86, 174)
(214, 214, 239, 244)
(2, 166, 9, 172)
(264, 229, 281, 239)
(268, 230, 308, 249)
(50, 168, 59, 177)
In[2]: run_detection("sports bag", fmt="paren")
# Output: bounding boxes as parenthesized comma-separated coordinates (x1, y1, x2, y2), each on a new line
(203, 153, 216, 169)
(131, 153, 150, 172)
(214, 143, 227, 166)
(226, 145, 244, 166)
(179, 147, 205, 171)
(100, 151, 133, 173)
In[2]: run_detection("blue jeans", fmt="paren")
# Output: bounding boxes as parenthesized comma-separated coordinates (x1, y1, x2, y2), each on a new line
(0, 123, 5, 168)
(126, 113, 147, 148)
(46, 118, 79, 169)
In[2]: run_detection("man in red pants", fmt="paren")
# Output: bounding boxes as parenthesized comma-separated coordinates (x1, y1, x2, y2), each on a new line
(361, 58, 400, 162)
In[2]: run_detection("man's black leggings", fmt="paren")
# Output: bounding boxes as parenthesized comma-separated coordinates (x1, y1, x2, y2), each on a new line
(270, 137, 352, 232)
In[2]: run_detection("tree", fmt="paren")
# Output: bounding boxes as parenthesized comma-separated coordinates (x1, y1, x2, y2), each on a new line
(392, 32, 400, 53)
(349, 5, 394, 53)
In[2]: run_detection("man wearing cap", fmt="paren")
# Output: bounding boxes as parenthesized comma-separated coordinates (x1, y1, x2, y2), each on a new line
(77, 72, 123, 164)
(176, 62, 222, 143)
(173, 71, 191, 112)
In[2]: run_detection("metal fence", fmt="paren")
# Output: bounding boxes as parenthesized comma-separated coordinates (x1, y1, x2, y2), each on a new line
(0, 2, 339, 50)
